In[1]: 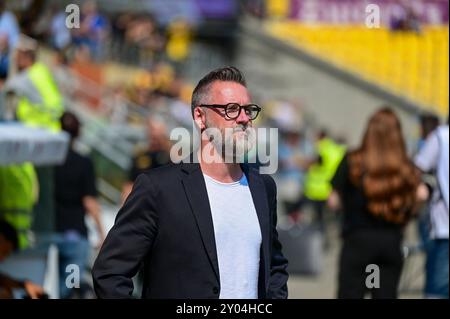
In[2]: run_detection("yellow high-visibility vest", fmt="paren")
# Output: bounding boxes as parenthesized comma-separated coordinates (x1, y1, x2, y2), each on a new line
(0, 163, 37, 249)
(304, 138, 346, 201)
(16, 62, 64, 132)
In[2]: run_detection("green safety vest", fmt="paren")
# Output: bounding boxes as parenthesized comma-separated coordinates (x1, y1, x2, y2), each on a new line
(0, 163, 37, 249)
(304, 138, 346, 201)
(16, 62, 64, 132)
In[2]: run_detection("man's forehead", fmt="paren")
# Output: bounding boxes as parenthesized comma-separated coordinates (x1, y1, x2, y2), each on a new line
(209, 81, 251, 102)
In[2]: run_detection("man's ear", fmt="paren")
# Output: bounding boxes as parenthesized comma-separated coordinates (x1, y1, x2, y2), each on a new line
(193, 107, 206, 130)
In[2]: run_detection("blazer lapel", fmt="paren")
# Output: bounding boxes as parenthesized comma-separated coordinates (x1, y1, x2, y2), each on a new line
(242, 165, 271, 293)
(180, 162, 220, 283)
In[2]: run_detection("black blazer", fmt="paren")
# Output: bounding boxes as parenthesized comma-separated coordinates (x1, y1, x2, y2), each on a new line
(92, 161, 289, 299)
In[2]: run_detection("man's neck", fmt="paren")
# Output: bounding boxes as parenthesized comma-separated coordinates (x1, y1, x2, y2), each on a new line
(197, 148, 243, 183)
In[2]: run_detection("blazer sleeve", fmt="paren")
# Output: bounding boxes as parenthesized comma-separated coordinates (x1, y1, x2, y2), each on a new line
(264, 175, 289, 299)
(92, 173, 158, 298)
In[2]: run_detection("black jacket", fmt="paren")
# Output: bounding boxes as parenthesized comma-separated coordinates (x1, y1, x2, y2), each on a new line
(92, 161, 289, 299)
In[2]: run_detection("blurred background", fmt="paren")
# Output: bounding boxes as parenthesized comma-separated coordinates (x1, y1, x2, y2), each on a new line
(0, 0, 448, 299)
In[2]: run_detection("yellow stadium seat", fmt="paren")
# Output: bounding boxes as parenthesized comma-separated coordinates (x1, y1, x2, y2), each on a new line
(266, 22, 448, 115)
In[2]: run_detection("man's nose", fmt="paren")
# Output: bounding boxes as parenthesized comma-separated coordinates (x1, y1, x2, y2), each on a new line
(235, 107, 251, 124)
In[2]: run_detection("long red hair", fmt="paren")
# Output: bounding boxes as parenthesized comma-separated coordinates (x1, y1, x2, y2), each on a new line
(349, 107, 420, 225)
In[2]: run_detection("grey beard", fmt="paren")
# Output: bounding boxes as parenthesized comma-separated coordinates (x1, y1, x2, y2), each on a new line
(205, 120, 255, 162)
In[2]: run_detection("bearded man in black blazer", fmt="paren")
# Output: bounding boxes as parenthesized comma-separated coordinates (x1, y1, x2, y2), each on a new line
(92, 66, 288, 299)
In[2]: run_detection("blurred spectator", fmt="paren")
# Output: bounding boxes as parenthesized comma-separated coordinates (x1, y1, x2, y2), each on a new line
(110, 12, 166, 66)
(0, 163, 38, 249)
(0, 0, 19, 50)
(128, 13, 165, 65)
(121, 115, 172, 203)
(0, 32, 9, 82)
(110, 12, 134, 62)
(54, 111, 105, 299)
(111, 12, 133, 44)
(3, 35, 64, 234)
(277, 127, 314, 222)
(329, 107, 426, 299)
(301, 130, 346, 235)
(153, 62, 176, 94)
(415, 118, 449, 299)
(3, 34, 64, 132)
(390, 0, 421, 33)
(0, 219, 44, 299)
(166, 18, 192, 63)
(415, 113, 440, 251)
(127, 62, 183, 111)
(72, 1, 109, 61)
(49, 5, 72, 50)
(0, 0, 19, 86)
(418, 113, 441, 152)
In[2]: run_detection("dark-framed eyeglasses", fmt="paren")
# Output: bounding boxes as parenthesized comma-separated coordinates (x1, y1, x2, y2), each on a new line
(200, 103, 261, 120)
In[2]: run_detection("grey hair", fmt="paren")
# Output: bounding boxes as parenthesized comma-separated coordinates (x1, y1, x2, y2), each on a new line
(191, 66, 247, 118)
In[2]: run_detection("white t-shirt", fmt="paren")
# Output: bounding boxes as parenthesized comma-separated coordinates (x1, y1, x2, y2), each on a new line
(415, 125, 449, 239)
(203, 173, 262, 299)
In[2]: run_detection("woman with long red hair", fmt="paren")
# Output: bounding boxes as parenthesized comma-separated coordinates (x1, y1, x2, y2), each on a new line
(329, 107, 427, 298)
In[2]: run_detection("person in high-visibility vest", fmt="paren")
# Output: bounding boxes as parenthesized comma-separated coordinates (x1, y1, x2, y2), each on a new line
(0, 163, 38, 249)
(166, 19, 192, 62)
(4, 34, 64, 132)
(3, 35, 64, 234)
(302, 131, 346, 234)
(304, 132, 347, 201)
